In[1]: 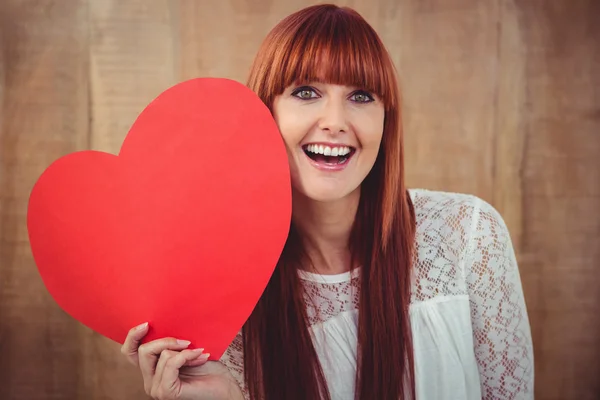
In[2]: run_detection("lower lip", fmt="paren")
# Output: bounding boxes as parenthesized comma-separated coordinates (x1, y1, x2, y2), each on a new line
(303, 150, 355, 171)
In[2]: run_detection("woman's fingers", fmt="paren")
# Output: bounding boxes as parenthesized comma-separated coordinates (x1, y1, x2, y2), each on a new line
(120, 322, 149, 366)
(155, 349, 209, 398)
(183, 351, 212, 368)
(138, 338, 193, 394)
(152, 350, 176, 397)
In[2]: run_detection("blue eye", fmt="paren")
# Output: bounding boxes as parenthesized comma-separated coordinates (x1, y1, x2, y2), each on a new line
(351, 90, 375, 103)
(291, 87, 318, 99)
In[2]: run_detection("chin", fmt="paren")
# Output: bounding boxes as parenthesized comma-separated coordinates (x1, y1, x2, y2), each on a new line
(293, 183, 359, 203)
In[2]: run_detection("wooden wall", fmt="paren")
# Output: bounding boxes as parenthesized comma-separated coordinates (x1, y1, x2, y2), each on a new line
(1, 1, 598, 399)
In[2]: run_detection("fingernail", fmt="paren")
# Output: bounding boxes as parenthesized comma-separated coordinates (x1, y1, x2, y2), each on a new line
(199, 353, 210, 361)
(136, 322, 148, 331)
(177, 340, 191, 346)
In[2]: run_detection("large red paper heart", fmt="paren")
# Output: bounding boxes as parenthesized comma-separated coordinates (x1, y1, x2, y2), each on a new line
(27, 77, 291, 359)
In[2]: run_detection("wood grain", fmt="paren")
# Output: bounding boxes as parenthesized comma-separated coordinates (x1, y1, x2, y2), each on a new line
(515, 1, 600, 399)
(398, 0, 500, 200)
(88, 0, 177, 153)
(0, 0, 598, 399)
(0, 1, 89, 399)
(492, 0, 526, 244)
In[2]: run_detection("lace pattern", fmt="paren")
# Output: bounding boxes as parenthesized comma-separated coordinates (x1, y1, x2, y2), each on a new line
(303, 275, 361, 326)
(463, 194, 534, 398)
(219, 189, 534, 399)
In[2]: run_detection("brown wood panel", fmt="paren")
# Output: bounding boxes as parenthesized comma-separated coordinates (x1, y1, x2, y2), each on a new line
(492, 0, 527, 243)
(0, 1, 89, 399)
(88, 0, 178, 153)
(398, 0, 500, 200)
(514, 1, 600, 399)
(175, 0, 318, 83)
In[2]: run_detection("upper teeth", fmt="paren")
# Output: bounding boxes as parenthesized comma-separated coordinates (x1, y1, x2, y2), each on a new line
(306, 144, 352, 156)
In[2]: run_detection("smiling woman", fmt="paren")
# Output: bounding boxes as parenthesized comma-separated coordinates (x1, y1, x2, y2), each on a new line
(118, 4, 534, 400)
(241, 6, 417, 399)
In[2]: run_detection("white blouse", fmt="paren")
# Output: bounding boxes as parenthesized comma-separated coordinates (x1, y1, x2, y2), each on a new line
(220, 189, 534, 399)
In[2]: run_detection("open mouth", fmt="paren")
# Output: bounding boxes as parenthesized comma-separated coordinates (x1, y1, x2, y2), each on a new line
(302, 144, 356, 165)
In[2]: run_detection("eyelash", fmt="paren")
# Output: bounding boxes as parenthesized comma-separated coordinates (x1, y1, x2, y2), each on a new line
(291, 86, 375, 103)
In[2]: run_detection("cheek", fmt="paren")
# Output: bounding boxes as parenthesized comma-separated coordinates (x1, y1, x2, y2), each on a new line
(358, 117, 385, 149)
(274, 116, 308, 150)
(272, 100, 295, 149)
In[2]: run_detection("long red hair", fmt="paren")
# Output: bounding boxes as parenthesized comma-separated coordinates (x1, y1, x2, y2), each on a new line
(243, 4, 416, 399)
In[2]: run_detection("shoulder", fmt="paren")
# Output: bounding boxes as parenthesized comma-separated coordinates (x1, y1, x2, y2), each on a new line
(409, 188, 498, 220)
(408, 188, 507, 237)
(408, 188, 510, 302)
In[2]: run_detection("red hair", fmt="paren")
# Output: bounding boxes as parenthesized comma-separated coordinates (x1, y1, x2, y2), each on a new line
(243, 4, 416, 399)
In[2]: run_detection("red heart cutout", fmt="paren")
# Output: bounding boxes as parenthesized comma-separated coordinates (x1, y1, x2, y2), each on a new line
(27, 77, 291, 359)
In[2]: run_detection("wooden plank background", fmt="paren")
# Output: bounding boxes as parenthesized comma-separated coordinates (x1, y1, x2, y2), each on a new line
(0, 0, 598, 399)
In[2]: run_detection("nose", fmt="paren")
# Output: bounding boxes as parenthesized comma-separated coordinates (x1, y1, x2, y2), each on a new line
(318, 97, 349, 135)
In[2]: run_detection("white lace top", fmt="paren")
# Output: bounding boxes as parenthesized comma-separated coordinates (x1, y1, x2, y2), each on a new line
(219, 189, 534, 399)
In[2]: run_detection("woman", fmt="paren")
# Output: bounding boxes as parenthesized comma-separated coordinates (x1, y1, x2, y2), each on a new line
(120, 4, 534, 400)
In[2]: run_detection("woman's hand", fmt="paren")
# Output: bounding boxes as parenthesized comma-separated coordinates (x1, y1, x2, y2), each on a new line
(121, 322, 244, 400)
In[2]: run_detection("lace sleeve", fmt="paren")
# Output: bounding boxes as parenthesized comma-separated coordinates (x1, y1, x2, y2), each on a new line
(464, 198, 534, 399)
(218, 331, 249, 400)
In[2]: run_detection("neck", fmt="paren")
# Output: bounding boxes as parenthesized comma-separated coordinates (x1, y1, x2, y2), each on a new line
(291, 188, 360, 275)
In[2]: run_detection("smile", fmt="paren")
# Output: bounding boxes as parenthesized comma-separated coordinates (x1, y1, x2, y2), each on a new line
(302, 143, 357, 171)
